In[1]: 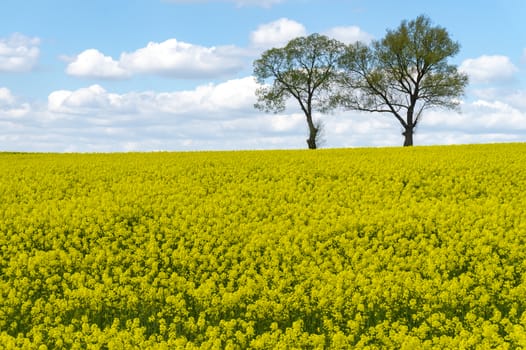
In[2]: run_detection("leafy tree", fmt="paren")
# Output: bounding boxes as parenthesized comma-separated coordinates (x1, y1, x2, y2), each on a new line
(253, 34, 345, 149)
(337, 15, 468, 146)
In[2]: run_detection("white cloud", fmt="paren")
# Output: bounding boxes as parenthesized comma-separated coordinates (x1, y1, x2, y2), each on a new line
(65, 39, 246, 79)
(48, 85, 117, 114)
(420, 97, 526, 142)
(66, 49, 129, 79)
(324, 26, 374, 44)
(36, 77, 315, 151)
(460, 55, 518, 83)
(66, 19, 378, 81)
(48, 77, 259, 117)
(470, 87, 526, 111)
(0, 87, 16, 105)
(3, 76, 526, 152)
(0, 87, 31, 118)
(120, 39, 245, 78)
(250, 18, 307, 49)
(0, 33, 40, 72)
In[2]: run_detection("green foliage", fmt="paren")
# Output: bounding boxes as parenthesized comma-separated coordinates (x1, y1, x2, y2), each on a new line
(253, 33, 346, 149)
(1, 143, 526, 348)
(337, 15, 469, 146)
(253, 34, 345, 114)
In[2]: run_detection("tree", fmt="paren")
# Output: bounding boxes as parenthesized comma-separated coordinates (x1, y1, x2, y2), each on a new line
(253, 34, 345, 149)
(336, 15, 468, 146)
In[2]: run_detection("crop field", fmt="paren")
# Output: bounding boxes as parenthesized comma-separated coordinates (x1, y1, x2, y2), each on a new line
(1, 143, 525, 349)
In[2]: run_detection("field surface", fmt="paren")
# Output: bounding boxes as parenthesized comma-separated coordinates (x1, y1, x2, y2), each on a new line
(1, 143, 525, 349)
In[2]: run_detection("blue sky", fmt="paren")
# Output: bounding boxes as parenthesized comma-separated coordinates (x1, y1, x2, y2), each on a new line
(1, 0, 525, 151)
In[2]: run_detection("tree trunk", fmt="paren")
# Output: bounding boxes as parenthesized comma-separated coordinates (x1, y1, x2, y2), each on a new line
(307, 137, 317, 149)
(307, 127, 317, 149)
(306, 114, 318, 149)
(402, 127, 414, 146)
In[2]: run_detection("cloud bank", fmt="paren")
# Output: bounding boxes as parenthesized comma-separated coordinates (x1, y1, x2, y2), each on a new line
(2, 74, 525, 152)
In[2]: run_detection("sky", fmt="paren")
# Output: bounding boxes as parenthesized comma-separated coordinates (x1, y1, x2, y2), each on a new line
(1, 0, 525, 152)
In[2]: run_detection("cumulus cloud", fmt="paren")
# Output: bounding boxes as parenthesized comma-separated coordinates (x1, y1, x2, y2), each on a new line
(0, 33, 40, 72)
(48, 77, 259, 117)
(4, 75, 526, 152)
(324, 26, 374, 44)
(66, 18, 309, 80)
(250, 18, 307, 49)
(460, 55, 518, 83)
(66, 49, 129, 79)
(35, 77, 318, 151)
(471, 88, 526, 111)
(65, 19, 376, 81)
(249, 20, 374, 51)
(48, 85, 118, 114)
(66, 39, 246, 79)
(43, 82, 526, 150)
(120, 39, 245, 78)
(0, 87, 31, 118)
(419, 97, 526, 144)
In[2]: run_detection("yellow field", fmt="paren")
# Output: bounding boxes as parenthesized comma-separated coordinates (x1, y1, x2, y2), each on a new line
(1, 143, 525, 349)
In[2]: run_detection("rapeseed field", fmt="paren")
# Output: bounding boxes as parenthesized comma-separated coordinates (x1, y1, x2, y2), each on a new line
(1, 143, 525, 349)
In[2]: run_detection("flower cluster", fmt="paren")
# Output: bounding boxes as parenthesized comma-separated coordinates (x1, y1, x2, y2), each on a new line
(1, 143, 525, 349)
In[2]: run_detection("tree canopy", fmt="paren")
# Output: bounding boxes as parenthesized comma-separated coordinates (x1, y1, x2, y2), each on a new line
(253, 34, 345, 149)
(336, 15, 469, 146)
(253, 15, 469, 148)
